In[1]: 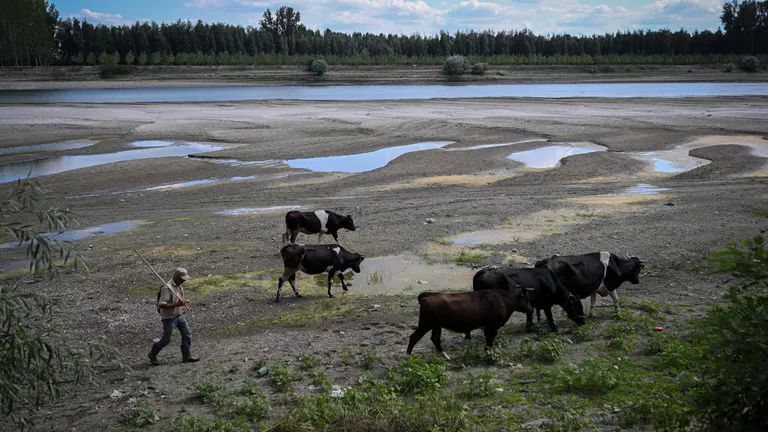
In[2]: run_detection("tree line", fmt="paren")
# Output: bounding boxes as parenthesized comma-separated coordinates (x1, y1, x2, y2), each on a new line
(1, 1, 767, 66)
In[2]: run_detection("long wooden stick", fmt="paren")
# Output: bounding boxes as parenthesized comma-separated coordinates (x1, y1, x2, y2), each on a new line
(134, 249, 190, 311)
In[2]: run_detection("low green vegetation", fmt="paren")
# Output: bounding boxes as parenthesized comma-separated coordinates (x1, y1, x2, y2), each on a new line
(308, 58, 328, 76)
(454, 249, 489, 265)
(120, 402, 159, 427)
(514, 334, 567, 363)
(270, 363, 295, 393)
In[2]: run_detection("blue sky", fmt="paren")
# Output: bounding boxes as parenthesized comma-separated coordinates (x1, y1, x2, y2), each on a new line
(53, 0, 724, 35)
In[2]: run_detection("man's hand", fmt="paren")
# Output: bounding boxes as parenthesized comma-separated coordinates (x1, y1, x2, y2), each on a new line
(175, 299, 187, 307)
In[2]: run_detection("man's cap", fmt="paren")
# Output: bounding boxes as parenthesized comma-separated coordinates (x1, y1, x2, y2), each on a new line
(173, 268, 190, 281)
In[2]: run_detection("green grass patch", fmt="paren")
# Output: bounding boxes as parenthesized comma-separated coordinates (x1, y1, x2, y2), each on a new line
(454, 249, 490, 265)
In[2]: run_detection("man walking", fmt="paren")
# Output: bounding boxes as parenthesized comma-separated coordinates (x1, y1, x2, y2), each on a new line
(148, 268, 200, 365)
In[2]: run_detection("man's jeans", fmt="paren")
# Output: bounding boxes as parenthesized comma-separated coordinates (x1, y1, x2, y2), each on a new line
(149, 314, 192, 358)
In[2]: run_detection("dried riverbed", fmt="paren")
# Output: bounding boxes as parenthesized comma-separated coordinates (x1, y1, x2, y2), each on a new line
(1, 94, 767, 431)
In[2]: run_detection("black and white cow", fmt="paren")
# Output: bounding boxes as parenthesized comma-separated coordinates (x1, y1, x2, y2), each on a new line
(473, 267, 585, 332)
(535, 252, 644, 317)
(275, 243, 365, 302)
(282, 210, 356, 244)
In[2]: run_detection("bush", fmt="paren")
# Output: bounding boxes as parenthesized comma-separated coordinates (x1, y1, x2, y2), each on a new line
(271, 363, 294, 393)
(194, 380, 222, 404)
(442, 55, 470, 76)
(389, 356, 446, 395)
(470, 62, 487, 75)
(120, 402, 158, 427)
(739, 56, 760, 72)
(723, 62, 736, 72)
(515, 335, 566, 363)
(557, 358, 622, 394)
(308, 59, 327, 76)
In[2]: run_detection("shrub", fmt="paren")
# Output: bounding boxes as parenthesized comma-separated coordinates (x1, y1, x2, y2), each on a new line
(442, 55, 470, 76)
(583, 65, 597, 74)
(298, 354, 318, 371)
(707, 232, 768, 294)
(120, 402, 158, 427)
(557, 358, 622, 394)
(723, 62, 735, 72)
(739, 56, 760, 72)
(690, 293, 768, 428)
(308, 59, 327, 76)
(194, 380, 221, 404)
(271, 363, 294, 393)
(470, 62, 487, 75)
(389, 356, 446, 395)
(515, 335, 566, 363)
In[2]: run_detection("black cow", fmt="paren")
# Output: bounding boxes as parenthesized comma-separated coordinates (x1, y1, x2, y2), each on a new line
(282, 210, 356, 244)
(407, 289, 531, 360)
(535, 252, 644, 317)
(473, 267, 585, 332)
(275, 243, 364, 302)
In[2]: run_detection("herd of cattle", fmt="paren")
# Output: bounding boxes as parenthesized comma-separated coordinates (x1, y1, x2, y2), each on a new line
(276, 209, 645, 359)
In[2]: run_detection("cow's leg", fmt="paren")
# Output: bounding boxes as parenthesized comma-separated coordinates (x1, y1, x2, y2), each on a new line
(288, 274, 301, 298)
(276, 268, 296, 302)
(282, 228, 290, 244)
(589, 292, 597, 318)
(290, 230, 298, 244)
(430, 327, 450, 360)
(536, 308, 542, 322)
(318, 233, 323, 243)
(525, 310, 535, 332)
(407, 324, 429, 355)
(327, 270, 336, 298)
(608, 290, 621, 316)
(464, 331, 471, 340)
(338, 272, 349, 291)
(483, 326, 499, 349)
(544, 306, 558, 332)
(331, 231, 341, 245)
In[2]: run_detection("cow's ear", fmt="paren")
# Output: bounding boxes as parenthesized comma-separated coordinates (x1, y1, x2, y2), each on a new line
(347, 214, 352, 220)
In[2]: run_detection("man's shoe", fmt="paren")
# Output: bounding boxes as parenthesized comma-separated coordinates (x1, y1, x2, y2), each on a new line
(148, 352, 160, 366)
(182, 356, 200, 363)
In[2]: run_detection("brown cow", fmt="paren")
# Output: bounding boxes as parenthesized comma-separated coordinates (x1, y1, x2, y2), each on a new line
(406, 289, 531, 360)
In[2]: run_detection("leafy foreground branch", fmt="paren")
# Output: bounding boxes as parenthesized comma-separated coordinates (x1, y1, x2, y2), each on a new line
(0, 179, 117, 428)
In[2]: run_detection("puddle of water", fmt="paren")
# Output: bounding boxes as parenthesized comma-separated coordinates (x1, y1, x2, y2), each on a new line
(215, 205, 302, 216)
(0, 140, 97, 156)
(620, 183, 669, 195)
(446, 138, 547, 151)
(145, 178, 219, 191)
(352, 253, 474, 295)
(635, 152, 696, 173)
(0, 141, 223, 183)
(284, 141, 454, 173)
(0, 220, 145, 249)
(507, 143, 606, 168)
(129, 140, 178, 148)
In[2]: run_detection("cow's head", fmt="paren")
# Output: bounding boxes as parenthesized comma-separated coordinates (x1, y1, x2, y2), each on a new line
(563, 294, 586, 325)
(622, 253, 645, 284)
(342, 215, 356, 231)
(349, 253, 364, 273)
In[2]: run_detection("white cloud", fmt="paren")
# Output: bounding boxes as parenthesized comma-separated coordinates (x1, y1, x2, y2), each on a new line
(79, 8, 123, 21)
(184, 0, 227, 8)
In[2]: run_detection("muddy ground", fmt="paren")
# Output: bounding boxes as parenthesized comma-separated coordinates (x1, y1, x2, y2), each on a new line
(0, 94, 767, 431)
(1, 64, 766, 90)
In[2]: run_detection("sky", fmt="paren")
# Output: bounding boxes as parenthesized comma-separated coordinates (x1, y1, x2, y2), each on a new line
(53, 0, 725, 35)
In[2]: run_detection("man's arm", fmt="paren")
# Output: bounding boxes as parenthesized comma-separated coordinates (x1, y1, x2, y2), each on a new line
(157, 285, 185, 309)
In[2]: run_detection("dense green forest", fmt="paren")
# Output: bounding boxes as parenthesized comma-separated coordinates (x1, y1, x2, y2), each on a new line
(1, 0, 767, 66)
